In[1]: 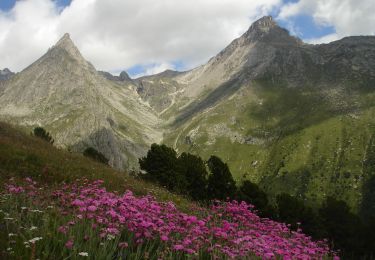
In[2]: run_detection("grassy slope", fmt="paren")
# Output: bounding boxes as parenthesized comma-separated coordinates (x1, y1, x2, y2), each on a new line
(165, 82, 375, 211)
(0, 122, 192, 211)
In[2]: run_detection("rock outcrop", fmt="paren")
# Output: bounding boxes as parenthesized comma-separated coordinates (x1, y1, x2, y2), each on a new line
(0, 68, 14, 81)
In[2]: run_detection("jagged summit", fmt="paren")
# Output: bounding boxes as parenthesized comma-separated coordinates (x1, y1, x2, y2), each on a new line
(119, 71, 132, 81)
(243, 16, 301, 45)
(0, 31, 161, 171)
(248, 16, 277, 33)
(51, 33, 83, 59)
(98, 70, 133, 83)
(0, 68, 14, 81)
(1, 68, 12, 73)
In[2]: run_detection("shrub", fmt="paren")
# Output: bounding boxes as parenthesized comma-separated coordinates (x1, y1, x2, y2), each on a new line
(238, 181, 268, 207)
(83, 147, 109, 165)
(276, 193, 325, 239)
(33, 127, 54, 144)
(319, 197, 365, 256)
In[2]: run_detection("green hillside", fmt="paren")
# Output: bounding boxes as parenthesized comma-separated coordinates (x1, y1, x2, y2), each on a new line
(166, 82, 375, 211)
(0, 122, 340, 260)
(0, 122, 191, 210)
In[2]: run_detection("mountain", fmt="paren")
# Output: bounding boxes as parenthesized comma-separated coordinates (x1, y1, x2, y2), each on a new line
(0, 33, 161, 170)
(134, 70, 184, 114)
(1, 17, 375, 211)
(98, 70, 133, 83)
(146, 16, 375, 210)
(0, 68, 14, 81)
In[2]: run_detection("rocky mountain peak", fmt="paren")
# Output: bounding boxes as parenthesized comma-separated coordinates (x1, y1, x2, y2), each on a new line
(119, 71, 132, 81)
(248, 16, 277, 33)
(243, 16, 301, 45)
(0, 68, 15, 81)
(1, 68, 11, 74)
(98, 71, 133, 83)
(52, 33, 84, 60)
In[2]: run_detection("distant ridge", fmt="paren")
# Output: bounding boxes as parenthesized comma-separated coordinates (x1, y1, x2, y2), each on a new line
(1, 17, 375, 211)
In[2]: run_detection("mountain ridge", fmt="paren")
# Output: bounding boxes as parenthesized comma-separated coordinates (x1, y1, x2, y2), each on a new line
(0, 32, 162, 171)
(1, 16, 375, 211)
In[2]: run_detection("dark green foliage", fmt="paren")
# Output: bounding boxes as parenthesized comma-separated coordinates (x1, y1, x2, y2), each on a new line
(276, 193, 308, 230)
(237, 180, 269, 214)
(207, 156, 237, 200)
(276, 193, 325, 239)
(138, 144, 375, 258)
(140, 144, 237, 202)
(361, 134, 375, 220)
(363, 218, 375, 256)
(361, 175, 375, 221)
(179, 152, 208, 201)
(273, 193, 375, 258)
(139, 144, 187, 192)
(319, 197, 366, 257)
(83, 147, 109, 165)
(33, 127, 54, 144)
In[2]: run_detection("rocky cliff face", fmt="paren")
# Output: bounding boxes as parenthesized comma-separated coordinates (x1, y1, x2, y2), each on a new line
(98, 70, 133, 84)
(0, 33, 161, 170)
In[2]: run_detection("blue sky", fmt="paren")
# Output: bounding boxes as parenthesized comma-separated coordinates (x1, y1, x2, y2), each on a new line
(0, 0, 372, 77)
(0, 0, 71, 11)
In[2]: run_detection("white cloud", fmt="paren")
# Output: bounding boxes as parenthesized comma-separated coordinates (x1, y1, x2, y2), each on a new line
(0, 0, 281, 73)
(305, 33, 339, 44)
(278, 0, 375, 43)
(132, 62, 175, 78)
(0, 0, 59, 71)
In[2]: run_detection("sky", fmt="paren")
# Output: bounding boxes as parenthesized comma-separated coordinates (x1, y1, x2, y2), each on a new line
(0, 0, 374, 77)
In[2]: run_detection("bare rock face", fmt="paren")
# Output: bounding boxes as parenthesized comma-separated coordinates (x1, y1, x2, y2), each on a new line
(0, 68, 14, 95)
(0, 33, 161, 171)
(133, 70, 184, 113)
(99, 70, 133, 84)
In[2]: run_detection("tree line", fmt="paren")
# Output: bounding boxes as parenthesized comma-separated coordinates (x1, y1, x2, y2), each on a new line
(32, 127, 375, 259)
(139, 143, 375, 259)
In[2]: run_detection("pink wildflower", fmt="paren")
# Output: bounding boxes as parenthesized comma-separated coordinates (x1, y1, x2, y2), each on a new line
(87, 205, 97, 212)
(174, 245, 184, 250)
(119, 242, 128, 248)
(58, 226, 68, 234)
(161, 235, 169, 241)
(65, 239, 74, 249)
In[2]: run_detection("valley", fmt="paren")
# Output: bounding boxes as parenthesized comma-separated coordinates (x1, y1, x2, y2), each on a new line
(1, 16, 375, 213)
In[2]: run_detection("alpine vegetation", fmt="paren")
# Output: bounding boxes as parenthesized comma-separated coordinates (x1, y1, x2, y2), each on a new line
(1, 178, 336, 259)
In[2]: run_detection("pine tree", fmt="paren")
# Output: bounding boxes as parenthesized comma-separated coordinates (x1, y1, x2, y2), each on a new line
(139, 144, 187, 192)
(179, 152, 208, 201)
(33, 127, 54, 144)
(207, 155, 236, 200)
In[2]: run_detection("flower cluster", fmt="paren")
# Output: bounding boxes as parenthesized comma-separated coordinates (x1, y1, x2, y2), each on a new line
(48, 179, 337, 259)
(5, 177, 38, 197)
